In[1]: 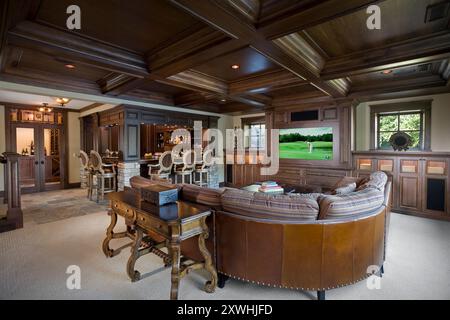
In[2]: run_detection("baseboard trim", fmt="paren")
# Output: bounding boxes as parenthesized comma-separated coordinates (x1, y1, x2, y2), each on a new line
(67, 183, 81, 189)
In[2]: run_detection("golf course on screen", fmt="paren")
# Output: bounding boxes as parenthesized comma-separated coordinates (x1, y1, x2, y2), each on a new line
(279, 127, 333, 160)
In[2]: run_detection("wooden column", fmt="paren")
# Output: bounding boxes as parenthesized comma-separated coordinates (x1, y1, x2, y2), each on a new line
(1, 152, 23, 232)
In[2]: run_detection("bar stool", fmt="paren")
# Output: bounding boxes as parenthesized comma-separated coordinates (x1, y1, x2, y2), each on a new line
(90, 150, 116, 203)
(193, 150, 213, 187)
(148, 151, 173, 181)
(79, 150, 90, 191)
(174, 150, 195, 184)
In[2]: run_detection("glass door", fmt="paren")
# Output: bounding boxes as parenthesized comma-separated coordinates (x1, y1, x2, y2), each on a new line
(13, 124, 64, 193)
(14, 125, 40, 193)
(42, 127, 62, 190)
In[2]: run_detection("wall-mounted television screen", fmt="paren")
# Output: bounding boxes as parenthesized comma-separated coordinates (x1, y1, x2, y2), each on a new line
(279, 127, 333, 160)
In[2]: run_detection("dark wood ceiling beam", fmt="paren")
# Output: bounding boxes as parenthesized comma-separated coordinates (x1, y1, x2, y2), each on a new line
(119, 89, 174, 106)
(259, 0, 381, 40)
(174, 92, 215, 107)
(148, 23, 240, 75)
(0, 0, 10, 71)
(272, 90, 333, 107)
(348, 74, 447, 98)
(97, 73, 138, 94)
(159, 70, 228, 95)
(217, 102, 262, 114)
(168, 0, 346, 97)
(8, 21, 149, 77)
(2, 64, 101, 94)
(229, 69, 308, 94)
(321, 31, 450, 80)
(149, 30, 247, 78)
(228, 93, 270, 108)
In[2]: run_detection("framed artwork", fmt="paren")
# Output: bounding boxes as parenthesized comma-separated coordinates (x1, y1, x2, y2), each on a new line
(35, 112, 43, 121)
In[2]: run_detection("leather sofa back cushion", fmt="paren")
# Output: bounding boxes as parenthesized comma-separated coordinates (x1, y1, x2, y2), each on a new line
(221, 189, 320, 220)
(180, 184, 224, 209)
(318, 187, 385, 220)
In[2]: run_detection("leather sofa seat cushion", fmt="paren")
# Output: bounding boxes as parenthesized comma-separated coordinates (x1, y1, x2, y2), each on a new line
(180, 184, 224, 209)
(221, 189, 320, 220)
(318, 187, 385, 220)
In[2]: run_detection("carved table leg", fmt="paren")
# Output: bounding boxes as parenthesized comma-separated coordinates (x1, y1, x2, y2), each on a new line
(102, 209, 118, 257)
(127, 226, 143, 282)
(169, 239, 181, 300)
(198, 216, 217, 293)
(164, 240, 173, 267)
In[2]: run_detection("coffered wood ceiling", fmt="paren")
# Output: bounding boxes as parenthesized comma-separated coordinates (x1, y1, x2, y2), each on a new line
(1, 0, 450, 115)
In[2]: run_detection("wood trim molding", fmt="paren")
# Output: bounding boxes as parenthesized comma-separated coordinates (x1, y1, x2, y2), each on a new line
(241, 115, 266, 126)
(369, 100, 432, 150)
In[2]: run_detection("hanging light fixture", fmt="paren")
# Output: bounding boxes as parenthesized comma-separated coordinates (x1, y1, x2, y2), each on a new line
(39, 103, 52, 112)
(55, 97, 71, 106)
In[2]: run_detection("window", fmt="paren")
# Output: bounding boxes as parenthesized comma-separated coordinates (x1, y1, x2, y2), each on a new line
(369, 101, 431, 151)
(377, 112, 423, 149)
(241, 116, 266, 150)
(249, 123, 265, 149)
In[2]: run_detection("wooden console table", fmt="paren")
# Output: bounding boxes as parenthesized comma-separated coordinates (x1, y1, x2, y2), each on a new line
(102, 191, 217, 300)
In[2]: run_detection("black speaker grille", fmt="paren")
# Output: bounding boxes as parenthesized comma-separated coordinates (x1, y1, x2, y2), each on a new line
(427, 178, 446, 212)
(291, 110, 319, 122)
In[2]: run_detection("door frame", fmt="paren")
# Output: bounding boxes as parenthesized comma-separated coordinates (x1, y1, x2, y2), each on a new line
(5, 105, 67, 194)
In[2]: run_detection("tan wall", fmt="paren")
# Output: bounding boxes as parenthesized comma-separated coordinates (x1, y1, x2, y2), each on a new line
(67, 112, 81, 184)
(0, 106, 5, 192)
(355, 93, 450, 152)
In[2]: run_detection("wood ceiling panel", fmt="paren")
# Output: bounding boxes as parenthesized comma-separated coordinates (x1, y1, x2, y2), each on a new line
(192, 47, 279, 81)
(36, 0, 200, 53)
(305, 0, 449, 58)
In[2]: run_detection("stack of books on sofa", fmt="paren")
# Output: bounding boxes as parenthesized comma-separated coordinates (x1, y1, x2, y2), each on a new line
(258, 181, 284, 194)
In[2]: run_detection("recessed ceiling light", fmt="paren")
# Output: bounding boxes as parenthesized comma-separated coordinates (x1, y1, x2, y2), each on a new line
(382, 69, 393, 74)
(65, 64, 76, 69)
(231, 64, 240, 70)
(221, 99, 227, 102)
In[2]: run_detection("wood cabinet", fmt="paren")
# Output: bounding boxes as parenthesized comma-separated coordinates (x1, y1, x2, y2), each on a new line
(353, 151, 450, 220)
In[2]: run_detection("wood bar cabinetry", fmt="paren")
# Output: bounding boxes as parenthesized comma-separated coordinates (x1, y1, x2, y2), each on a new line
(353, 151, 450, 220)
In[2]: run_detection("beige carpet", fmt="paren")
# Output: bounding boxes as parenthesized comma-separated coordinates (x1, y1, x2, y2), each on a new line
(0, 210, 449, 300)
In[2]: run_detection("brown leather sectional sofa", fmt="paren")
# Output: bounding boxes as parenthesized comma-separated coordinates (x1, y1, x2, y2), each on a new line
(129, 174, 392, 300)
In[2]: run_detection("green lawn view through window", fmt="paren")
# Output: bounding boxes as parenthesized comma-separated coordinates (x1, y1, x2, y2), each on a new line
(377, 112, 423, 150)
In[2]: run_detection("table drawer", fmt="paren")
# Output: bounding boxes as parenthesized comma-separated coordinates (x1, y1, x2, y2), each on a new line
(136, 212, 169, 237)
(111, 200, 136, 221)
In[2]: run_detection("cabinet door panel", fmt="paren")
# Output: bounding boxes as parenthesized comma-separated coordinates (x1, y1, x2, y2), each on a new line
(399, 176, 421, 210)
